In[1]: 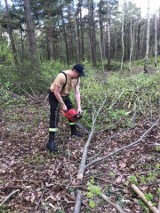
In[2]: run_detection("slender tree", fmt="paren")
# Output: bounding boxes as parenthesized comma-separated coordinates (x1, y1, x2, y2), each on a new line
(4, 0, 18, 65)
(120, 3, 125, 70)
(154, 12, 158, 67)
(79, 0, 85, 61)
(128, 19, 133, 71)
(144, 0, 150, 73)
(107, 0, 111, 67)
(23, 0, 40, 72)
(87, 0, 97, 66)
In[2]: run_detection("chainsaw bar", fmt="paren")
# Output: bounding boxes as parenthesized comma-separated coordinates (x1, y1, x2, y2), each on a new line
(76, 122, 89, 134)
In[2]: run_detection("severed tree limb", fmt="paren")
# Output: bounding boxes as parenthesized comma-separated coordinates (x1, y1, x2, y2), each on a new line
(74, 97, 107, 213)
(84, 117, 160, 169)
(0, 189, 20, 206)
(73, 190, 82, 213)
(77, 96, 107, 180)
(131, 184, 159, 213)
(101, 192, 126, 213)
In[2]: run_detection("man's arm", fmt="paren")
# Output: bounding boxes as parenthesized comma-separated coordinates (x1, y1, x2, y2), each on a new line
(75, 79, 82, 114)
(54, 85, 67, 111)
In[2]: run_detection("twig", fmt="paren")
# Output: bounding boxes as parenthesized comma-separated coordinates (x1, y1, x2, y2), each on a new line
(131, 184, 159, 213)
(44, 94, 49, 102)
(34, 159, 58, 211)
(101, 192, 126, 213)
(0, 189, 20, 206)
(92, 176, 125, 189)
(16, 83, 36, 100)
(87, 147, 104, 161)
(109, 90, 125, 109)
(29, 86, 38, 99)
(85, 117, 160, 169)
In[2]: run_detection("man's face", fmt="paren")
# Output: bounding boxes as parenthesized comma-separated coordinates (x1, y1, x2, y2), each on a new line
(73, 70, 80, 79)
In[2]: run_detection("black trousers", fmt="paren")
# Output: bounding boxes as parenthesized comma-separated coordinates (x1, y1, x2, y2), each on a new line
(49, 90, 74, 133)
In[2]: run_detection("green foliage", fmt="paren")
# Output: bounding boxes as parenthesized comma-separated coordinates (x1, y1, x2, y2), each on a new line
(144, 193, 153, 202)
(74, 68, 160, 131)
(25, 154, 46, 165)
(138, 200, 150, 213)
(89, 200, 96, 208)
(41, 60, 66, 84)
(128, 168, 159, 213)
(155, 146, 160, 152)
(87, 178, 102, 209)
(128, 175, 138, 184)
(108, 109, 129, 120)
(0, 40, 14, 65)
(0, 205, 7, 213)
(0, 59, 66, 96)
(128, 167, 160, 186)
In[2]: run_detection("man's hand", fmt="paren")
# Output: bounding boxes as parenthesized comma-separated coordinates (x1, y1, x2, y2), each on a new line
(61, 103, 67, 111)
(77, 107, 82, 115)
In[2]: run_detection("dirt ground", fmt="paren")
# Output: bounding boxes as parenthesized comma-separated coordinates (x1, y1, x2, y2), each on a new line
(0, 99, 160, 213)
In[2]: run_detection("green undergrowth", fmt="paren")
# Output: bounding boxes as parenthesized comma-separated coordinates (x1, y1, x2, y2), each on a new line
(78, 70, 160, 131)
(1, 62, 160, 133)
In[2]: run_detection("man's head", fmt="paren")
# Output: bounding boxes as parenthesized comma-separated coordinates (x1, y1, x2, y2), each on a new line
(72, 64, 85, 77)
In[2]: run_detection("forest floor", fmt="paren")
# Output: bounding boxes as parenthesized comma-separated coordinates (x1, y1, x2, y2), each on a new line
(0, 94, 160, 213)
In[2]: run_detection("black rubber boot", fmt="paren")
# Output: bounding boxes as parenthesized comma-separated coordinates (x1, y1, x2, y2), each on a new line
(70, 124, 83, 137)
(46, 133, 58, 152)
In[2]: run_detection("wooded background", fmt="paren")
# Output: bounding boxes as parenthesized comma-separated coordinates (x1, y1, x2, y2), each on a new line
(0, 0, 160, 72)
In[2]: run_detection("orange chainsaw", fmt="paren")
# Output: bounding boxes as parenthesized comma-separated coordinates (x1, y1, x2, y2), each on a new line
(61, 108, 89, 134)
(61, 108, 82, 122)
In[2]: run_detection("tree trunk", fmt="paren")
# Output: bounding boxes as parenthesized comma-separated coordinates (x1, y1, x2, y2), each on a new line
(45, 0, 55, 60)
(98, 13, 104, 72)
(62, 16, 70, 65)
(128, 19, 134, 71)
(75, 17, 80, 62)
(136, 24, 142, 59)
(4, 0, 18, 65)
(87, 0, 97, 66)
(144, 0, 150, 73)
(154, 13, 158, 67)
(107, 1, 111, 68)
(98, 0, 105, 60)
(67, 4, 74, 63)
(79, 1, 85, 61)
(20, 29, 24, 64)
(23, 0, 40, 72)
(121, 8, 124, 70)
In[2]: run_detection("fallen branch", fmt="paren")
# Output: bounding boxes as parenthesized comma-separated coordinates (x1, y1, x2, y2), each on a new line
(84, 117, 160, 169)
(73, 190, 82, 213)
(101, 192, 126, 213)
(0, 189, 20, 206)
(77, 97, 107, 180)
(131, 184, 159, 213)
(74, 97, 107, 213)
